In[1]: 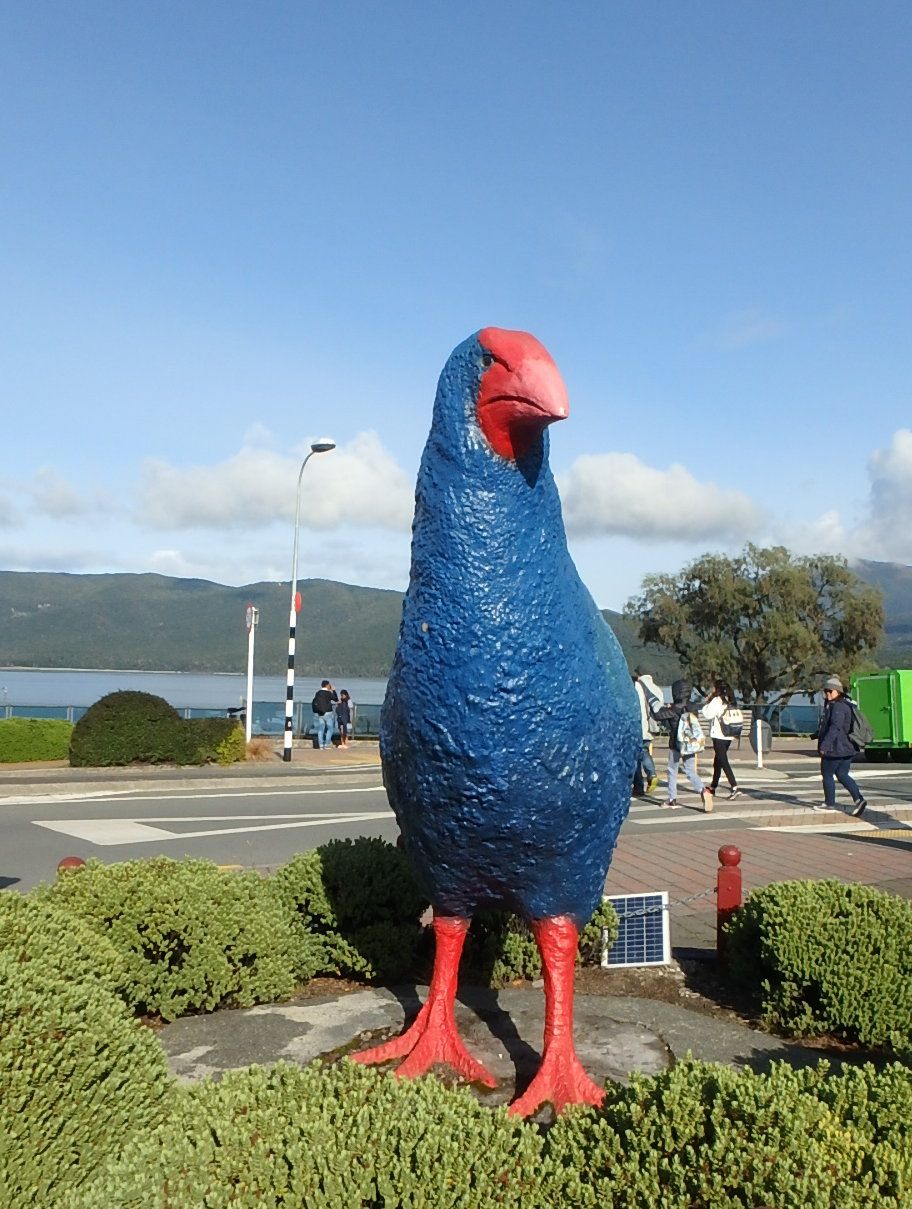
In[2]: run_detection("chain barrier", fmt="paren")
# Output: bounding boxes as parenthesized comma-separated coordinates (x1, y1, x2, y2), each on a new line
(613, 886, 716, 919)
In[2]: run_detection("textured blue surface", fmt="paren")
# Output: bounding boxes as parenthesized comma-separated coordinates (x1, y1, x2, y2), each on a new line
(380, 331, 640, 925)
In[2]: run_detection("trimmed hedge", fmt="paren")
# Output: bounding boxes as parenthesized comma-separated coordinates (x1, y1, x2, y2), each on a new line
(273, 838, 429, 982)
(0, 717, 73, 762)
(0, 889, 127, 997)
(68, 690, 245, 766)
(540, 1058, 912, 1207)
(725, 879, 912, 1053)
(61, 1061, 544, 1208)
(59, 1059, 912, 1208)
(467, 901, 620, 988)
(36, 858, 297, 1020)
(0, 953, 173, 1209)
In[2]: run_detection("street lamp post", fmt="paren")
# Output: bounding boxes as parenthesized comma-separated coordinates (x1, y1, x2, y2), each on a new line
(284, 438, 336, 762)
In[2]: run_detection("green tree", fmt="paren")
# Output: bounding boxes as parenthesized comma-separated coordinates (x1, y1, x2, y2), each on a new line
(624, 544, 884, 702)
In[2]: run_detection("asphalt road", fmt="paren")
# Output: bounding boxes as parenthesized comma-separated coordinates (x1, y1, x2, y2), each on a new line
(3, 760, 911, 893)
(0, 772, 397, 892)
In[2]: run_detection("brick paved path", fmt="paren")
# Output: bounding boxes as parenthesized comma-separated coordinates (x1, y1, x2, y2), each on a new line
(606, 825, 912, 953)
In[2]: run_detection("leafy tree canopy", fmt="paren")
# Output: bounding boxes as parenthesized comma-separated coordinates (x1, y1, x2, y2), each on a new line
(624, 544, 884, 702)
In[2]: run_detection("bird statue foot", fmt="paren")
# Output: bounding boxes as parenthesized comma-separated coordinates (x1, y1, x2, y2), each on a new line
(353, 993, 497, 1086)
(508, 1040, 604, 1117)
(351, 914, 497, 1088)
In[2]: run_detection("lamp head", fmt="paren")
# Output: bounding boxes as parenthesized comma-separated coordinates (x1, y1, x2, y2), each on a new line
(310, 439, 336, 454)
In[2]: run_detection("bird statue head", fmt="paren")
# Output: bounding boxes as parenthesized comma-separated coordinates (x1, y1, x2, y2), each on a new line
(426, 327, 569, 489)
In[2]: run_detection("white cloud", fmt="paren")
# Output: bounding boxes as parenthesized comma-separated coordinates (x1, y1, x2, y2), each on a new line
(785, 429, 912, 564)
(863, 428, 912, 559)
(136, 430, 414, 533)
(29, 468, 110, 519)
(0, 494, 17, 527)
(558, 452, 764, 542)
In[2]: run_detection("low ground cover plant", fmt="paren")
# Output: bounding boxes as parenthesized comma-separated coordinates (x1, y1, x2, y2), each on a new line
(540, 1058, 912, 1207)
(36, 857, 297, 1019)
(68, 690, 245, 766)
(0, 716, 73, 762)
(0, 913, 172, 1209)
(57, 1058, 912, 1208)
(725, 879, 912, 1054)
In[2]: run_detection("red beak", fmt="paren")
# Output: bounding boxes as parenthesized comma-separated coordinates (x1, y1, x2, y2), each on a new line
(476, 327, 569, 461)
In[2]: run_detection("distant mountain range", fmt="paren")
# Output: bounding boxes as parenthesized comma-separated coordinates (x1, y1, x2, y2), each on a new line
(0, 560, 908, 678)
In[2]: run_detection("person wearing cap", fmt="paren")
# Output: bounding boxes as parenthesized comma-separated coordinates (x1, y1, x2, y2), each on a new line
(815, 675, 867, 816)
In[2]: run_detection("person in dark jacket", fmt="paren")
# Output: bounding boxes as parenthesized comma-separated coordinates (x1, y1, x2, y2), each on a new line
(311, 679, 338, 751)
(815, 675, 867, 816)
(653, 678, 712, 811)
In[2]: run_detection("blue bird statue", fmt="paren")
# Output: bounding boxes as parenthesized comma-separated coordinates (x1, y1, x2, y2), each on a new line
(354, 328, 640, 1115)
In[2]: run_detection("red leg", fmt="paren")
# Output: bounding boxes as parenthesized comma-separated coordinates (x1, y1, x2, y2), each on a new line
(508, 915, 604, 1117)
(351, 914, 497, 1087)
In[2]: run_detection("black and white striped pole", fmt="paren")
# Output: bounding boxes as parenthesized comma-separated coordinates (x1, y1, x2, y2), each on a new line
(284, 439, 336, 762)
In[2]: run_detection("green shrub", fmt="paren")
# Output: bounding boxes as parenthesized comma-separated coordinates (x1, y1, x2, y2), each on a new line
(273, 838, 429, 982)
(62, 1061, 543, 1208)
(466, 900, 619, 988)
(60, 1059, 912, 1209)
(0, 717, 73, 762)
(0, 890, 127, 997)
(0, 952, 173, 1209)
(69, 691, 182, 766)
(215, 722, 247, 764)
(69, 691, 245, 766)
(35, 858, 297, 1020)
(540, 1058, 912, 1208)
(725, 879, 912, 1052)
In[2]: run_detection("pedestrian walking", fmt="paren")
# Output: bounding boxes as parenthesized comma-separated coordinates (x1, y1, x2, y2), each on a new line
(631, 666, 661, 796)
(815, 675, 867, 815)
(701, 680, 742, 800)
(654, 679, 713, 811)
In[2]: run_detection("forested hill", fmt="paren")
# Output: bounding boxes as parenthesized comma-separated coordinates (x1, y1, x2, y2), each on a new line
(1, 562, 906, 677)
(0, 570, 682, 678)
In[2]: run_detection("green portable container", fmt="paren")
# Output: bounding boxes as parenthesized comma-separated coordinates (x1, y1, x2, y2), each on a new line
(851, 670, 912, 762)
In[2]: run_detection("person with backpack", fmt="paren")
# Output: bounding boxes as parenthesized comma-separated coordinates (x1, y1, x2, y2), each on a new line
(311, 679, 339, 751)
(653, 678, 713, 812)
(700, 679, 743, 800)
(815, 675, 868, 816)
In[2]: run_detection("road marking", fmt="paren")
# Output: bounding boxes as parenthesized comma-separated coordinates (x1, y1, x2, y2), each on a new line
(34, 809, 394, 846)
(1, 784, 386, 808)
(36, 819, 174, 844)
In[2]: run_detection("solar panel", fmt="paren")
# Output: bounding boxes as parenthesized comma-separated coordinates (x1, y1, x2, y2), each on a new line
(601, 892, 670, 968)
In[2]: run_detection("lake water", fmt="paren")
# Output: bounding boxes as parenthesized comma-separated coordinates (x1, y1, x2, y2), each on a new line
(0, 667, 388, 709)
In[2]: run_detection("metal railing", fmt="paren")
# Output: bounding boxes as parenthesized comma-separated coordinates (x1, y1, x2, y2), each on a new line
(0, 700, 384, 738)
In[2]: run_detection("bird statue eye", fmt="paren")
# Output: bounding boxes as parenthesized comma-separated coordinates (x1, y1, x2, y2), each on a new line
(481, 352, 494, 368)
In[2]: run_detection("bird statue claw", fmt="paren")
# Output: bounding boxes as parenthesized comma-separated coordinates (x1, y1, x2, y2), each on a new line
(353, 994, 497, 1086)
(352, 914, 497, 1088)
(508, 1041, 605, 1117)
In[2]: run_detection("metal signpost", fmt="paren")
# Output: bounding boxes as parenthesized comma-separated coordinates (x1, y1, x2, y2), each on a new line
(244, 604, 259, 744)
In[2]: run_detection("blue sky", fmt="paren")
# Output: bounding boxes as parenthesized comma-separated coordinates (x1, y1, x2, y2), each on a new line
(2, 2, 910, 610)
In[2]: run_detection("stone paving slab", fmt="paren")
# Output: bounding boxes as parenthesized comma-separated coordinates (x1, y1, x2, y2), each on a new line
(160, 984, 826, 1110)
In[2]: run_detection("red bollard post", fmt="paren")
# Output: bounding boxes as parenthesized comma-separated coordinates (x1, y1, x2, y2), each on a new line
(716, 845, 742, 965)
(57, 856, 86, 875)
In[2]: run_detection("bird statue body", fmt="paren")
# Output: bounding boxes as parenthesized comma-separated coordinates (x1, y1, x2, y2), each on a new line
(354, 328, 640, 1115)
